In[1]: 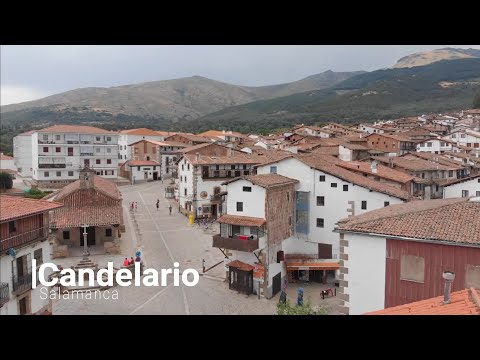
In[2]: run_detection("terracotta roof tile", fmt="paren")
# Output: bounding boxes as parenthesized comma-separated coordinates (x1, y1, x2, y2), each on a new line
(336, 197, 480, 245)
(165, 134, 212, 143)
(223, 173, 298, 188)
(184, 154, 263, 165)
(37, 124, 115, 134)
(0, 195, 63, 222)
(366, 288, 480, 315)
(46, 174, 120, 201)
(227, 260, 255, 271)
(119, 128, 163, 136)
(374, 155, 460, 171)
(49, 205, 122, 229)
(336, 161, 416, 184)
(217, 214, 266, 227)
(296, 154, 411, 200)
(0, 153, 14, 160)
(129, 139, 188, 148)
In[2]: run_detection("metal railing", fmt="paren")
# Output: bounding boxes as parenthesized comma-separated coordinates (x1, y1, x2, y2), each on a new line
(212, 234, 259, 252)
(0, 226, 48, 252)
(12, 273, 33, 294)
(38, 164, 66, 168)
(202, 169, 251, 179)
(0, 282, 9, 307)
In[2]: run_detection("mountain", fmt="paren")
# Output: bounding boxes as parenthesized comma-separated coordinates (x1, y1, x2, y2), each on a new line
(179, 58, 480, 134)
(393, 48, 480, 68)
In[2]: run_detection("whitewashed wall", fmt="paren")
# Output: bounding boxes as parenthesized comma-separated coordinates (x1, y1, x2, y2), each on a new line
(444, 177, 480, 198)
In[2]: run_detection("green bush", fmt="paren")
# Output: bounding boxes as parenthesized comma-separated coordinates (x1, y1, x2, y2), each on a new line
(276, 299, 327, 315)
(0, 172, 13, 190)
(25, 188, 52, 199)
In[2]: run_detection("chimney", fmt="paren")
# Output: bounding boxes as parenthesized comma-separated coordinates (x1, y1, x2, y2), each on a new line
(195, 152, 200, 162)
(79, 166, 95, 190)
(442, 271, 455, 304)
(371, 161, 378, 174)
(222, 130, 226, 134)
(388, 158, 393, 168)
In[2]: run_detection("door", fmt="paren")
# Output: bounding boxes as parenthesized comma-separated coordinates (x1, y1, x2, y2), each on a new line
(68, 147, 74, 156)
(202, 166, 209, 178)
(84, 159, 90, 167)
(19, 297, 28, 315)
(211, 204, 217, 218)
(153, 172, 158, 180)
(79, 227, 96, 246)
(272, 272, 281, 297)
(144, 172, 148, 179)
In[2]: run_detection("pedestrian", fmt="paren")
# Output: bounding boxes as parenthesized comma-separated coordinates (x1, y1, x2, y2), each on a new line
(130, 202, 134, 212)
(156, 199, 160, 211)
(129, 257, 135, 266)
(168, 204, 172, 215)
(135, 202, 138, 212)
(123, 258, 129, 267)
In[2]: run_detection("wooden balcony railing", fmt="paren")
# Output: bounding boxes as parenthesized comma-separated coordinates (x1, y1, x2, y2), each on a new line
(12, 273, 33, 294)
(212, 234, 259, 252)
(0, 227, 48, 252)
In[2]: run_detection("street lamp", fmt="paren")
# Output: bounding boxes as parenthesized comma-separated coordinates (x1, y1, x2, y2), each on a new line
(82, 224, 90, 260)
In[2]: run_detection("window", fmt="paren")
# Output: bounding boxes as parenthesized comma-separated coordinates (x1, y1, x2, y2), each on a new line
(96, 159, 101, 164)
(96, 148, 101, 153)
(68, 147, 73, 156)
(243, 186, 252, 192)
(184, 188, 187, 196)
(182, 164, 184, 171)
(448, 170, 453, 177)
(107, 159, 112, 164)
(107, 136, 112, 141)
(477, 191, 480, 197)
(153, 166, 156, 170)
(236, 202, 243, 212)
(331, 183, 337, 188)
(43, 134, 48, 141)
(270, 166, 277, 174)
(107, 148, 112, 153)
(316, 196, 325, 206)
(361, 201, 367, 210)
(43, 147, 49, 152)
(427, 142, 432, 147)
(319, 175, 325, 182)
(68, 171, 74, 176)
(318, 243, 332, 259)
(384, 201, 390, 207)
(8, 220, 17, 233)
(343, 185, 348, 191)
(467, 143, 472, 147)
(44, 171, 49, 177)
(34, 249, 43, 265)
(462, 190, 469, 197)
(461, 134, 466, 138)
(287, 192, 290, 201)
(316, 218, 324, 228)
(400, 255, 425, 283)
(187, 164, 190, 171)
(56, 147, 61, 153)
(105, 229, 112, 237)
(184, 176, 187, 183)
(441, 142, 446, 147)
(56, 171, 61, 177)
(96, 136, 101, 141)
(452, 133, 456, 138)
(137, 166, 141, 171)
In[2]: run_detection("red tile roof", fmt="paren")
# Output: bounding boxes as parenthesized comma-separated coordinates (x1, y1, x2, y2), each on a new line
(218, 214, 266, 227)
(16, 130, 36, 136)
(374, 155, 461, 171)
(127, 160, 160, 167)
(46, 174, 121, 201)
(336, 161, 417, 184)
(365, 287, 480, 315)
(0, 195, 63, 222)
(0, 153, 14, 160)
(129, 139, 188, 148)
(165, 134, 212, 143)
(336, 197, 480, 245)
(119, 128, 162, 136)
(223, 173, 298, 188)
(227, 260, 255, 271)
(37, 124, 115, 134)
(184, 154, 262, 165)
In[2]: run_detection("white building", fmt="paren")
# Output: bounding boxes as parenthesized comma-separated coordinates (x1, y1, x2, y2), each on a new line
(255, 155, 409, 260)
(0, 196, 63, 315)
(0, 153, 16, 172)
(443, 175, 480, 198)
(416, 138, 454, 154)
(120, 160, 161, 183)
(446, 129, 480, 149)
(118, 128, 167, 161)
(31, 125, 119, 188)
(13, 130, 34, 177)
(214, 174, 298, 298)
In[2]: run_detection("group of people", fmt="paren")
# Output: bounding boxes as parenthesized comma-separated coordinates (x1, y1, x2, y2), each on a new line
(130, 202, 138, 212)
(123, 254, 141, 267)
(155, 199, 173, 215)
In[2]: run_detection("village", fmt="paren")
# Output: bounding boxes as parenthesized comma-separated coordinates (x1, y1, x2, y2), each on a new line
(1, 109, 480, 315)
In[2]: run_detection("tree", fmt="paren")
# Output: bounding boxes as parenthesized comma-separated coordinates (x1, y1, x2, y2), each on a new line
(473, 92, 480, 109)
(0, 172, 13, 191)
(276, 299, 327, 315)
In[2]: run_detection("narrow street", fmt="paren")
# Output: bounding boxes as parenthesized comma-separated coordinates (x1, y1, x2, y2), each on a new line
(53, 181, 278, 315)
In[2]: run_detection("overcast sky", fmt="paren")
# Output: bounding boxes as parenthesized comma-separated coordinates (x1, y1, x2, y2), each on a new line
(2, 45, 479, 105)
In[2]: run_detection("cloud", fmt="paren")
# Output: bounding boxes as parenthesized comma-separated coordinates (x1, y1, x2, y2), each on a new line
(1, 86, 51, 106)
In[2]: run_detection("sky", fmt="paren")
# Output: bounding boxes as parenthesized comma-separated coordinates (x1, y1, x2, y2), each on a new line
(2, 45, 479, 106)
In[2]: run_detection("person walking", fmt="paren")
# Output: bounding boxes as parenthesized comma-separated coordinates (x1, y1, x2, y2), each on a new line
(135, 202, 138, 212)
(156, 199, 160, 211)
(168, 204, 172, 215)
(130, 201, 134, 212)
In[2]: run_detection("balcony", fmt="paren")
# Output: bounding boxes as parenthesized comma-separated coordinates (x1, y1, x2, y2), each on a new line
(38, 163, 66, 169)
(80, 153, 94, 156)
(0, 282, 9, 307)
(210, 194, 223, 202)
(12, 273, 33, 294)
(212, 234, 259, 252)
(202, 169, 252, 179)
(0, 227, 48, 252)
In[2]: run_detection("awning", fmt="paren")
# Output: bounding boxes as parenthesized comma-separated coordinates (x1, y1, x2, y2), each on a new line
(286, 262, 340, 271)
(227, 260, 255, 272)
(217, 214, 266, 227)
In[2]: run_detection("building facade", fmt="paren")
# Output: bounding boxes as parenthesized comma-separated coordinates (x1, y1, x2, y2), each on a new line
(118, 128, 167, 161)
(13, 130, 34, 177)
(0, 196, 63, 315)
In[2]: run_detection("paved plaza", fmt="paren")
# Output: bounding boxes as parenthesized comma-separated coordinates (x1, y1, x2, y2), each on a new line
(53, 181, 341, 315)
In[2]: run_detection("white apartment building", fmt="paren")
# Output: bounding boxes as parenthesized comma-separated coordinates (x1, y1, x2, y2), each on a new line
(255, 155, 409, 260)
(0, 153, 16, 172)
(31, 125, 119, 188)
(443, 175, 480, 198)
(12, 130, 34, 177)
(446, 129, 480, 149)
(118, 128, 167, 161)
(416, 138, 454, 154)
